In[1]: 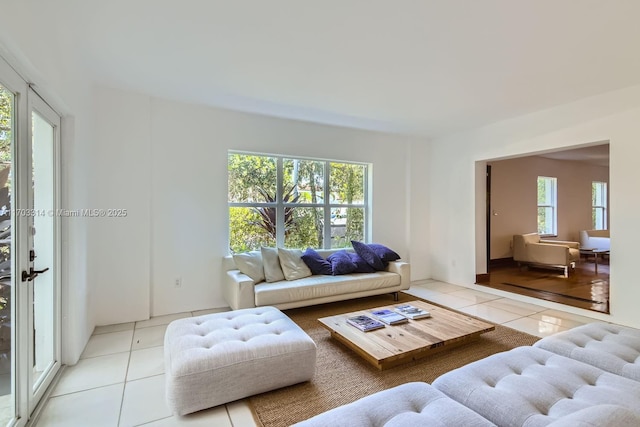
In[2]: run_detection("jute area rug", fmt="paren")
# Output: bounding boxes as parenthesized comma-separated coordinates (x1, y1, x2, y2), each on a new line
(248, 292, 539, 427)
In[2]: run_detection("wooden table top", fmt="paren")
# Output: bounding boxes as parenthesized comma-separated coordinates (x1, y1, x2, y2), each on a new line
(318, 300, 495, 370)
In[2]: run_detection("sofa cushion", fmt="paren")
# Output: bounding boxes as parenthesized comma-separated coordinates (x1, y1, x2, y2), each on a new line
(351, 241, 385, 271)
(301, 248, 332, 275)
(254, 271, 401, 307)
(278, 248, 312, 281)
(327, 250, 357, 275)
(261, 247, 285, 282)
(292, 382, 495, 427)
(368, 243, 401, 263)
(232, 251, 264, 283)
(348, 252, 376, 273)
(534, 322, 640, 381)
(432, 346, 640, 427)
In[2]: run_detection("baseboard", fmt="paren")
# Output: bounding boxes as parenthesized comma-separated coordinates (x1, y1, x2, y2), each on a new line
(475, 273, 490, 283)
(489, 257, 516, 268)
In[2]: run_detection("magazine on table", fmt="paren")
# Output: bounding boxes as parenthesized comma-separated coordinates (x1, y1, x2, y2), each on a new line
(347, 315, 386, 332)
(370, 309, 409, 325)
(394, 304, 431, 320)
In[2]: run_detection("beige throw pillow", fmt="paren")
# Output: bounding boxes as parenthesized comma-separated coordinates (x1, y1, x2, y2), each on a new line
(232, 251, 264, 283)
(261, 247, 285, 282)
(278, 248, 312, 281)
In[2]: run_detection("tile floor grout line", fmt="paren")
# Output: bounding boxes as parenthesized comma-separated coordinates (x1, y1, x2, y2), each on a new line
(116, 326, 138, 427)
(75, 349, 132, 362)
(48, 381, 125, 399)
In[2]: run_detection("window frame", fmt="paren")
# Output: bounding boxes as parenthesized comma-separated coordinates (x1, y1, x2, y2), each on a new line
(537, 176, 557, 237)
(228, 151, 369, 251)
(592, 181, 608, 230)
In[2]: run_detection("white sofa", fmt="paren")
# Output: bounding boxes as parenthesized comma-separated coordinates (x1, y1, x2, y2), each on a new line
(579, 229, 610, 250)
(223, 249, 410, 310)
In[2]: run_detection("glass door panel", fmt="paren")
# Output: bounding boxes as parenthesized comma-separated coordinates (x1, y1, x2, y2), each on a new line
(0, 81, 15, 427)
(27, 93, 60, 409)
(30, 111, 55, 390)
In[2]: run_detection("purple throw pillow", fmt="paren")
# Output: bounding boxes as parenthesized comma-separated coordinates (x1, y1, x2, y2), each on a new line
(348, 252, 376, 273)
(368, 243, 401, 263)
(326, 250, 357, 275)
(351, 241, 385, 271)
(301, 248, 332, 275)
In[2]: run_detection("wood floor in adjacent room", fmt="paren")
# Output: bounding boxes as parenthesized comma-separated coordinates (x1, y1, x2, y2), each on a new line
(477, 256, 609, 314)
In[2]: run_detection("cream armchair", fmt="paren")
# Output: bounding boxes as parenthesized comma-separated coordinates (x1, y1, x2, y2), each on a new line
(512, 233, 580, 277)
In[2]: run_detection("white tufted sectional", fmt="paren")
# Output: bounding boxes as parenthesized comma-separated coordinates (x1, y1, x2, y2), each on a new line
(164, 306, 316, 415)
(433, 346, 640, 426)
(294, 322, 640, 427)
(533, 322, 640, 381)
(292, 381, 495, 427)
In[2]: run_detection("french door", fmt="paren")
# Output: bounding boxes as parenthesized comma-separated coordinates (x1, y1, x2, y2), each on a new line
(0, 56, 61, 426)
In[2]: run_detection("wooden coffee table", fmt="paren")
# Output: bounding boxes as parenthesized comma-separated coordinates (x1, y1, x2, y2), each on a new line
(318, 300, 495, 370)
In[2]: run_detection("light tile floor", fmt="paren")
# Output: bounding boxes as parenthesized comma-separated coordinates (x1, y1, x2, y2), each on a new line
(34, 281, 602, 427)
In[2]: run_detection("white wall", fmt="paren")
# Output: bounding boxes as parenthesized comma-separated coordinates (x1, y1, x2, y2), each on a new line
(489, 156, 609, 259)
(0, 3, 95, 363)
(408, 141, 431, 280)
(430, 85, 640, 328)
(90, 88, 424, 320)
(89, 87, 151, 324)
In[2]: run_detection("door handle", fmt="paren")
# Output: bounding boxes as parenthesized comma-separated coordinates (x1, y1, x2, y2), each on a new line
(21, 267, 49, 282)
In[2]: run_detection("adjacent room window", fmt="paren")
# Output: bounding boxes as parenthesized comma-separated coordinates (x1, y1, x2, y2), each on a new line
(228, 152, 368, 253)
(592, 181, 607, 230)
(537, 176, 557, 236)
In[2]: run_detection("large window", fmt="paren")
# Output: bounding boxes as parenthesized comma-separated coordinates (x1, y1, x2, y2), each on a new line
(592, 181, 607, 230)
(228, 152, 368, 253)
(537, 176, 557, 236)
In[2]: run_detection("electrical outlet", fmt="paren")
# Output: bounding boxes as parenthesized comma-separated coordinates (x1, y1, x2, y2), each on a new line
(174, 277, 182, 288)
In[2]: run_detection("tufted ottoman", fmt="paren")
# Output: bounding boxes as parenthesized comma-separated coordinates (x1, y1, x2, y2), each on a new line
(164, 306, 317, 415)
(534, 322, 640, 381)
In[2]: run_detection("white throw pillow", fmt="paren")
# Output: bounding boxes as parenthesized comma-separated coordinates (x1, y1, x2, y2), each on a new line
(232, 251, 264, 283)
(278, 248, 312, 281)
(261, 247, 285, 282)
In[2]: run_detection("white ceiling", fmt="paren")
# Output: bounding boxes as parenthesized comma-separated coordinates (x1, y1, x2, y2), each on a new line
(61, 0, 640, 138)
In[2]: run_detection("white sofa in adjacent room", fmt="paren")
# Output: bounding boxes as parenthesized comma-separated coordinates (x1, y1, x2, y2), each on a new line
(579, 229, 610, 250)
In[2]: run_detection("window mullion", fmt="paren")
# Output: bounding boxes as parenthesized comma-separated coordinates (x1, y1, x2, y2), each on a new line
(276, 157, 284, 247)
(324, 162, 331, 248)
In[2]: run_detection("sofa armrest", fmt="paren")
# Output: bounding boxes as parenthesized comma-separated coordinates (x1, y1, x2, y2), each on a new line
(224, 270, 257, 310)
(540, 239, 579, 249)
(386, 261, 411, 289)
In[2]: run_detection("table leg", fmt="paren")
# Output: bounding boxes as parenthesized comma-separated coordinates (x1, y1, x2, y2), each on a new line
(594, 253, 598, 274)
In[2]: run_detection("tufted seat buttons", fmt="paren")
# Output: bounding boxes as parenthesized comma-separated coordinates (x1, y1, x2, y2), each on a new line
(433, 346, 640, 426)
(534, 322, 640, 382)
